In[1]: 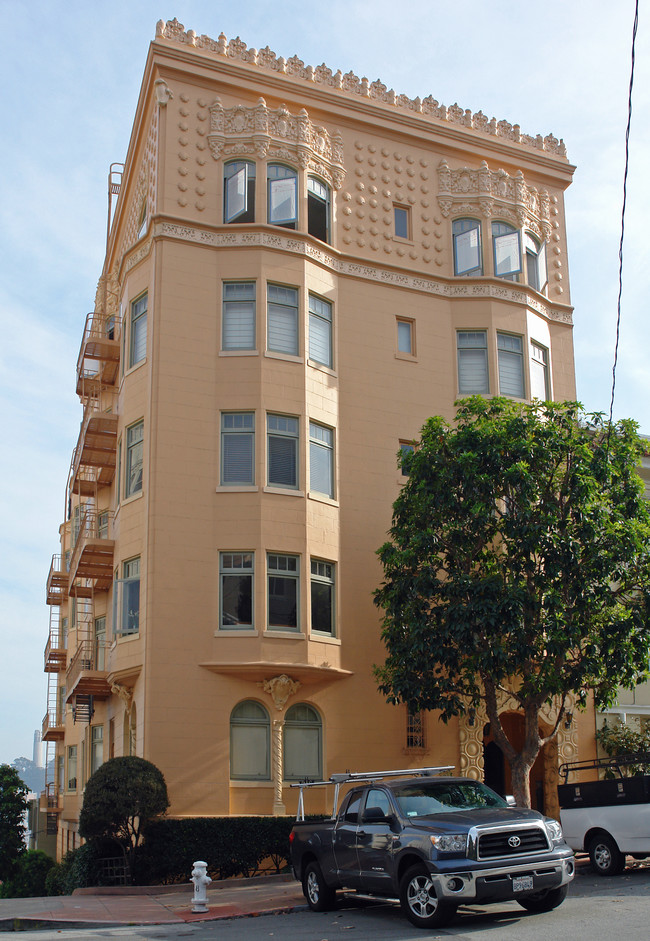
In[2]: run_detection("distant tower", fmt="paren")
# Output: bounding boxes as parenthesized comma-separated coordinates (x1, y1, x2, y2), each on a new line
(33, 730, 43, 768)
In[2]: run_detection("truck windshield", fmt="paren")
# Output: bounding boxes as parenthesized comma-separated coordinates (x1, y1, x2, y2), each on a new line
(393, 781, 508, 817)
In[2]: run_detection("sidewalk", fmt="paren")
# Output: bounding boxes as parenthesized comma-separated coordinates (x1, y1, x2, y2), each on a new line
(0, 874, 307, 931)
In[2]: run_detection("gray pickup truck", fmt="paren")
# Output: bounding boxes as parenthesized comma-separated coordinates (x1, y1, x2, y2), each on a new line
(290, 767, 575, 929)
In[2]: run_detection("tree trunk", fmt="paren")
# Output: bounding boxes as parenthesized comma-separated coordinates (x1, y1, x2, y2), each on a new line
(509, 753, 533, 808)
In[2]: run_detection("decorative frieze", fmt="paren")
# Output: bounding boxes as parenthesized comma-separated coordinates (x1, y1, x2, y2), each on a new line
(437, 159, 552, 243)
(208, 98, 345, 190)
(153, 220, 573, 324)
(156, 19, 567, 159)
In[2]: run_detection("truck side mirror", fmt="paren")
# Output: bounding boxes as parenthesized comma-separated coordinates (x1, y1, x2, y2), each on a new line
(505, 795, 516, 807)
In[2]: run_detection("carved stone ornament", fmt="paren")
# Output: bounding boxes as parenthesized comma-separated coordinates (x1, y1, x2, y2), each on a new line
(437, 159, 552, 242)
(260, 674, 301, 711)
(155, 20, 567, 158)
(154, 78, 173, 107)
(111, 682, 134, 713)
(207, 97, 345, 190)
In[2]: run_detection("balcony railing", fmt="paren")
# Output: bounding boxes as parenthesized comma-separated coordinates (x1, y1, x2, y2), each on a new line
(76, 312, 120, 398)
(41, 708, 65, 742)
(39, 782, 63, 814)
(69, 404, 118, 496)
(46, 555, 67, 606)
(66, 639, 110, 700)
(68, 506, 114, 595)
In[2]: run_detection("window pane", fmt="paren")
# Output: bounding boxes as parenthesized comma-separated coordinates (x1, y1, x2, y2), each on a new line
(226, 167, 247, 221)
(457, 331, 489, 394)
(269, 174, 297, 224)
(310, 423, 334, 497)
(284, 726, 321, 779)
(493, 231, 522, 276)
(268, 285, 298, 355)
(307, 177, 330, 243)
(268, 576, 297, 628)
(221, 413, 254, 485)
(231, 724, 269, 779)
(530, 344, 549, 400)
(394, 206, 409, 239)
(311, 580, 333, 633)
(268, 433, 298, 487)
(223, 282, 255, 350)
(125, 422, 143, 497)
(454, 228, 481, 275)
(397, 320, 412, 354)
(221, 574, 253, 628)
(130, 295, 147, 367)
(308, 295, 332, 366)
(498, 334, 524, 397)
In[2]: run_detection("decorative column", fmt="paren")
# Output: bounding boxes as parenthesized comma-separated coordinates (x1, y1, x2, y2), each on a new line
(260, 674, 301, 816)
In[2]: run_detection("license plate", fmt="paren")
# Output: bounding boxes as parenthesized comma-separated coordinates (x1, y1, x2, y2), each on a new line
(513, 876, 534, 892)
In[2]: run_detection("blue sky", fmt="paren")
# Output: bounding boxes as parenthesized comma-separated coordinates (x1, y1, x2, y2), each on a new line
(1, 0, 648, 767)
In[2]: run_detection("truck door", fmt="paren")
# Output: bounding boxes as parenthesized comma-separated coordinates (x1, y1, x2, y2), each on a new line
(332, 789, 363, 886)
(356, 787, 397, 894)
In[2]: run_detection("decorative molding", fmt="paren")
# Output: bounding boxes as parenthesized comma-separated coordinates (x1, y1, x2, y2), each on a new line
(437, 159, 552, 242)
(155, 19, 567, 159)
(260, 674, 301, 711)
(154, 220, 573, 324)
(111, 682, 134, 713)
(208, 98, 345, 190)
(154, 78, 173, 107)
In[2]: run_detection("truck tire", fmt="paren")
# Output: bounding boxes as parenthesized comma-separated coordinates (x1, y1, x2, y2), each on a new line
(303, 861, 336, 911)
(588, 833, 625, 876)
(399, 864, 456, 929)
(518, 884, 568, 913)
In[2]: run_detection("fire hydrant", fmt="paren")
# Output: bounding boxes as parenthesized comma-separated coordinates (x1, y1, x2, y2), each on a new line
(190, 860, 212, 913)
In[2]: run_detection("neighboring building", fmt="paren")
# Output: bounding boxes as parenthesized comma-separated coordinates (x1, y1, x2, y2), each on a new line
(40, 18, 594, 857)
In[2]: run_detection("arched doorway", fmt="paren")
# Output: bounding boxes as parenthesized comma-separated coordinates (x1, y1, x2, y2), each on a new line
(482, 712, 549, 812)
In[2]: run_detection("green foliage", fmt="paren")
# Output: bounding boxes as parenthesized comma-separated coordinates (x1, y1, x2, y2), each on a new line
(44, 851, 75, 896)
(375, 398, 650, 804)
(0, 850, 54, 898)
(79, 757, 169, 867)
(0, 763, 29, 882)
(136, 816, 298, 885)
(596, 721, 650, 775)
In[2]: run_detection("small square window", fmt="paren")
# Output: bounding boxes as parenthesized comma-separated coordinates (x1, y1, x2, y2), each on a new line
(394, 206, 410, 240)
(399, 442, 415, 477)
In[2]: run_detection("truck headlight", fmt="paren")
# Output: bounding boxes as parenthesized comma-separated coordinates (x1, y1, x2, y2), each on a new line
(545, 819, 564, 845)
(430, 833, 467, 852)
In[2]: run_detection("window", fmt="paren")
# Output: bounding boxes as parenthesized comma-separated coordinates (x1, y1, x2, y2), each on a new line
(457, 331, 489, 394)
(224, 160, 256, 223)
(221, 413, 255, 486)
(407, 709, 425, 749)
(230, 700, 270, 780)
(492, 222, 521, 279)
(223, 282, 255, 351)
(394, 205, 410, 239)
(309, 422, 334, 497)
(67, 745, 77, 790)
(284, 703, 323, 780)
(137, 199, 147, 239)
(98, 511, 109, 540)
(125, 420, 143, 498)
(267, 414, 299, 488)
(524, 233, 547, 293)
(497, 333, 525, 398)
(268, 164, 297, 228)
(113, 557, 140, 636)
(364, 788, 393, 817)
(530, 342, 550, 401)
(308, 294, 333, 367)
(399, 442, 415, 476)
(267, 553, 299, 631)
(94, 616, 106, 671)
(90, 726, 103, 775)
(116, 440, 121, 505)
(397, 318, 414, 355)
(307, 176, 331, 243)
(311, 560, 335, 635)
(267, 285, 299, 356)
(452, 218, 482, 276)
(220, 552, 254, 629)
(129, 293, 147, 367)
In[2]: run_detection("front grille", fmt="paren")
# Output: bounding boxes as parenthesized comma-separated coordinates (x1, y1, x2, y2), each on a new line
(478, 827, 549, 859)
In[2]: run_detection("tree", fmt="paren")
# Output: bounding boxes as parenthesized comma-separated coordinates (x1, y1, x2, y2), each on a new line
(596, 721, 650, 775)
(0, 764, 28, 882)
(374, 397, 650, 807)
(78, 757, 169, 876)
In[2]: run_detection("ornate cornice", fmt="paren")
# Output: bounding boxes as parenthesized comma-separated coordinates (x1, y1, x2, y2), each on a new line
(438, 160, 552, 242)
(155, 19, 568, 160)
(208, 98, 345, 190)
(151, 219, 573, 324)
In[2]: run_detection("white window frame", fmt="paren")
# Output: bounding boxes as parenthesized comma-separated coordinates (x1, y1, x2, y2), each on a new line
(310, 559, 335, 636)
(223, 281, 256, 351)
(309, 422, 334, 498)
(530, 342, 550, 401)
(457, 330, 489, 395)
(308, 293, 333, 367)
(267, 414, 299, 489)
(497, 332, 525, 398)
(219, 552, 254, 630)
(221, 412, 255, 486)
(267, 284, 299, 356)
(267, 552, 300, 632)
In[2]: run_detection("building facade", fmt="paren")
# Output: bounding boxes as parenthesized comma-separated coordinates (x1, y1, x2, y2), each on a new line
(40, 19, 594, 857)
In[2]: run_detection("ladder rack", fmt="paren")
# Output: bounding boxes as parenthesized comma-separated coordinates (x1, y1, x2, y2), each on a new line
(290, 765, 454, 821)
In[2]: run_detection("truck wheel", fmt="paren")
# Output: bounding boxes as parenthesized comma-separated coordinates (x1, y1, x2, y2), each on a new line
(303, 861, 336, 912)
(399, 864, 456, 929)
(588, 833, 625, 876)
(518, 884, 568, 913)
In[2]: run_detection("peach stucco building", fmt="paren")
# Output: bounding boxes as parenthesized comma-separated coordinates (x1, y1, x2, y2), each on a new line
(40, 19, 593, 856)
